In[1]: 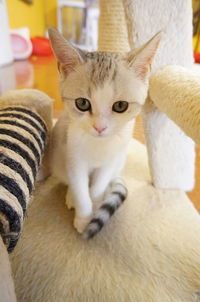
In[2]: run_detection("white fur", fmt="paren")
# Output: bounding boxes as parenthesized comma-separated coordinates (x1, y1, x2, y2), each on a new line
(51, 103, 134, 232)
(122, 0, 195, 190)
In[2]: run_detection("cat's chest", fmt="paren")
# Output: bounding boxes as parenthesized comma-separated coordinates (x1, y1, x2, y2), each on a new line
(67, 133, 127, 167)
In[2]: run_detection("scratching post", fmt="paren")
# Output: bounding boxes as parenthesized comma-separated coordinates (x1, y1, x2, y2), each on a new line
(98, 0, 129, 52)
(0, 89, 52, 252)
(149, 65, 200, 145)
(122, 0, 195, 190)
(0, 105, 48, 252)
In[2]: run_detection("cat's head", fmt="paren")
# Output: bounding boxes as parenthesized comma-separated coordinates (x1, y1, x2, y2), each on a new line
(49, 28, 162, 138)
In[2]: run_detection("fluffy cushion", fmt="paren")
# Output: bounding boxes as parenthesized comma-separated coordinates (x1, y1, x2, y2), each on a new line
(11, 140, 200, 302)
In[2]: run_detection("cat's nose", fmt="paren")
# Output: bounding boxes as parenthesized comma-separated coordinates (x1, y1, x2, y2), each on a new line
(93, 125, 107, 134)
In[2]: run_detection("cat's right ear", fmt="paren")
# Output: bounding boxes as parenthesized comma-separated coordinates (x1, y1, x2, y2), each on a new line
(127, 31, 163, 81)
(48, 27, 85, 76)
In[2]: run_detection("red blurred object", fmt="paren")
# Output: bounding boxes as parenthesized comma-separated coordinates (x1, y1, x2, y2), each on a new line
(194, 52, 200, 64)
(31, 37, 53, 56)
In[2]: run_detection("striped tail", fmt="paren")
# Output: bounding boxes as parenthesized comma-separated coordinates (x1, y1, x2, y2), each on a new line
(0, 106, 47, 252)
(83, 178, 128, 239)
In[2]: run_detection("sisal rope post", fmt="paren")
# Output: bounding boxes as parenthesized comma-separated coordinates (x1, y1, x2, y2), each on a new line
(0, 89, 53, 252)
(149, 66, 200, 145)
(98, 0, 130, 52)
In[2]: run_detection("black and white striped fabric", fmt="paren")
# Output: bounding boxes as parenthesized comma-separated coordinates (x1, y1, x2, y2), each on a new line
(0, 106, 47, 252)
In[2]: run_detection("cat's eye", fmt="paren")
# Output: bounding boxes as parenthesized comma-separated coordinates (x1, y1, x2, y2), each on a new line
(112, 101, 129, 113)
(75, 98, 91, 112)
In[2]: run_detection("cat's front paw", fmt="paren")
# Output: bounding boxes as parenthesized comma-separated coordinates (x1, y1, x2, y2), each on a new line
(74, 215, 92, 233)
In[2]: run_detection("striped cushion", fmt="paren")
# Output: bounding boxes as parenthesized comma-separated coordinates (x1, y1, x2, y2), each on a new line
(0, 106, 47, 252)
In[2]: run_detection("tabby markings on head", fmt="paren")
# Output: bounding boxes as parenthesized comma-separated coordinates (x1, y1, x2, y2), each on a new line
(85, 52, 119, 88)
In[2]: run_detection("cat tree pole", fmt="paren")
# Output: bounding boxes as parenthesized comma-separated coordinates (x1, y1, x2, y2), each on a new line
(150, 65, 200, 145)
(98, 0, 129, 52)
(99, 0, 195, 191)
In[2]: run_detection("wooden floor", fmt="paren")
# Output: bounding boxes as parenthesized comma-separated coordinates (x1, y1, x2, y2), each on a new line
(0, 56, 199, 210)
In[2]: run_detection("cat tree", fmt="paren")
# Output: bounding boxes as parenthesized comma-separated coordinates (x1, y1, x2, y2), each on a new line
(6, 0, 200, 301)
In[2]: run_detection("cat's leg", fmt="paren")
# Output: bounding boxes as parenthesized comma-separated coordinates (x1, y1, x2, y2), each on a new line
(90, 167, 114, 203)
(68, 166, 93, 233)
(90, 153, 126, 203)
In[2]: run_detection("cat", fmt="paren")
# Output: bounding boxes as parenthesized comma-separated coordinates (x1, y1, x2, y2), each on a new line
(48, 27, 161, 238)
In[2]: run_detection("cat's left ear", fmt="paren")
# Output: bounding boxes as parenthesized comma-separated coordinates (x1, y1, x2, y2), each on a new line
(48, 27, 86, 76)
(127, 31, 163, 80)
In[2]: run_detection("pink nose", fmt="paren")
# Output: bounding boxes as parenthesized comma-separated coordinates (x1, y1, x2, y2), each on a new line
(94, 126, 107, 134)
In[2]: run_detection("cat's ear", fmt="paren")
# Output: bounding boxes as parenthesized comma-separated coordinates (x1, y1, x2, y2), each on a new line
(127, 31, 163, 80)
(48, 27, 86, 76)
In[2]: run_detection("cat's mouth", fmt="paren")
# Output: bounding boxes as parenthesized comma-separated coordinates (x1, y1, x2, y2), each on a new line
(91, 131, 109, 138)
(93, 133, 106, 138)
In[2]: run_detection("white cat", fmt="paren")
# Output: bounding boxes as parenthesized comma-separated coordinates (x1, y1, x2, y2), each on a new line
(48, 28, 161, 237)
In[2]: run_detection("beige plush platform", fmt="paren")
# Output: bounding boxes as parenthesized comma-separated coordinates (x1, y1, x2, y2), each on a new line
(10, 139, 200, 302)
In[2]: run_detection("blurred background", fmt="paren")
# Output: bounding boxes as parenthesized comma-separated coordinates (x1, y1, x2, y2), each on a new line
(6, 0, 99, 48)
(0, 0, 99, 114)
(1, 0, 200, 99)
